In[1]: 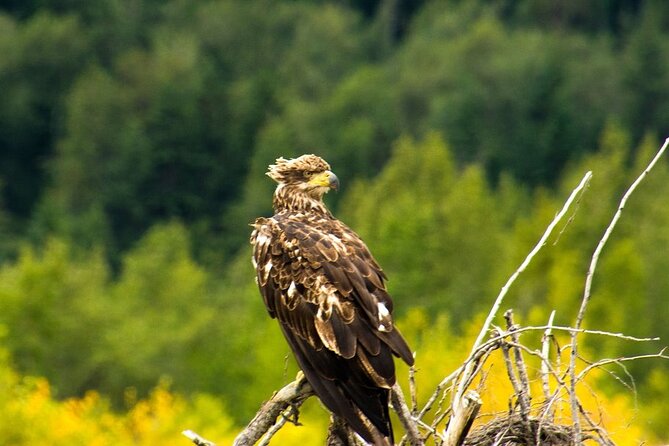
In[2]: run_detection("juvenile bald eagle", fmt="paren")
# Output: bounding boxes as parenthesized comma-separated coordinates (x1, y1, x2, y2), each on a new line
(250, 155, 414, 445)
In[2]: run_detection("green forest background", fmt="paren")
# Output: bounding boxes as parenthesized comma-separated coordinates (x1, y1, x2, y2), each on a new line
(1, 0, 669, 443)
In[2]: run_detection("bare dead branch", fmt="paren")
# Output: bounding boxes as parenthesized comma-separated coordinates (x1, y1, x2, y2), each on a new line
(442, 390, 482, 446)
(504, 310, 531, 423)
(257, 404, 299, 446)
(233, 374, 314, 446)
(498, 329, 526, 418)
(182, 430, 217, 446)
(541, 310, 556, 403)
(504, 340, 566, 388)
(412, 318, 651, 433)
(569, 137, 669, 442)
(409, 363, 418, 416)
(391, 383, 423, 446)
(408, 418, 443, 446)
(574, 137, 669, 334)
(580, 354, 640, 397)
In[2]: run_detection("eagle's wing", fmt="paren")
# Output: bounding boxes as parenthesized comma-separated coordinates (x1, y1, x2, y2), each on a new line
(251, 214, 413, 445)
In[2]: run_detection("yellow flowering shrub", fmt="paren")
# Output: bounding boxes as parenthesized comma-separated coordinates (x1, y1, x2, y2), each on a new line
(0, 347, 235, 446)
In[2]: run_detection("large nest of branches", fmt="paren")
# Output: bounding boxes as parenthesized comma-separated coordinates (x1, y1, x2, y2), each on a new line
(463, 415, 574, 446)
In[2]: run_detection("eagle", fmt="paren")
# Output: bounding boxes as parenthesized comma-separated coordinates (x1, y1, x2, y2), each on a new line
(250, 154, 414, 445)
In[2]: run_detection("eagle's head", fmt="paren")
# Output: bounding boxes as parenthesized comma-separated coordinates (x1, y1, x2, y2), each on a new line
(267, 155, 339, 203)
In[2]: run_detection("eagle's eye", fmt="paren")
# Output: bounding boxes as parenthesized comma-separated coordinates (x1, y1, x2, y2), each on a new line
(303, 171, 314, 179)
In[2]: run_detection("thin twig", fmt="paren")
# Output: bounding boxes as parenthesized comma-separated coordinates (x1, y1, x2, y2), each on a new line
(569, 137, 669, 442)
(499, 329, 526, 415)
(425, 339, 499, 423)
(553, 180, 587, 246)
(420, 346, 496, 445)
(409, 364, 418, 417)
(578, 401, 616, 446)
(541, 310, 556, 402)
(233, 374, 314, 446)
(538, 311, 556, 446)
(504, 310, 531, 422)
(417, 370, 460, 420)
(503, 340, 566, 386)
(576, 348, 669, 383)
(580, 355, 639, 395)
(182, 430, 217, 446)
(413, 418, 442, 441)
(257, 404, 299, 446)
(391, 383, 424, 446)
(475, 325, 658, 356)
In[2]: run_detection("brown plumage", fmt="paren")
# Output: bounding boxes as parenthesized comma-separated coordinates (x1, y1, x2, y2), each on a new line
(250, 154, 414, 445)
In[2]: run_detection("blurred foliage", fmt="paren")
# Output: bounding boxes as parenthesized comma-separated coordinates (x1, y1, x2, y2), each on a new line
(0, 343, 237, 445)
(0, 0, 668, 442)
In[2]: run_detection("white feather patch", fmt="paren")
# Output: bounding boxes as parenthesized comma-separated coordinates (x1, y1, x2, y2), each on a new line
(377, 302, 390, 318)
(255, 232, 271, 246)
(261, 260, 273, 282)
(377, 302, 391, 332)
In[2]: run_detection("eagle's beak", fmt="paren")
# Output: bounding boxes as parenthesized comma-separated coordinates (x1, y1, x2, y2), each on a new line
(327, 171, 340, 191)
(309, 170, 339, 191)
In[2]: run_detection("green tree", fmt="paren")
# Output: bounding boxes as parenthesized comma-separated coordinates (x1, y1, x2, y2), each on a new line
(35, 32, 231, 259)
(398, 9, 621, 184)
(0, 239, 112, 396)
(34, 66, 148, 252)
(0, 12, 89, 220)
(621, 1, 669, 141)
(101, 223, 214, 399)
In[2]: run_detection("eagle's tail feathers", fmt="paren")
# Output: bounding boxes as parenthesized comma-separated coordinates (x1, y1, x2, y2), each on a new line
(280, 324, 393, 446)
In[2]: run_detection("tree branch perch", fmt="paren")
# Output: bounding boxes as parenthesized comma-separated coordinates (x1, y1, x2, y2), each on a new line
(233, 373, 314, 446)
